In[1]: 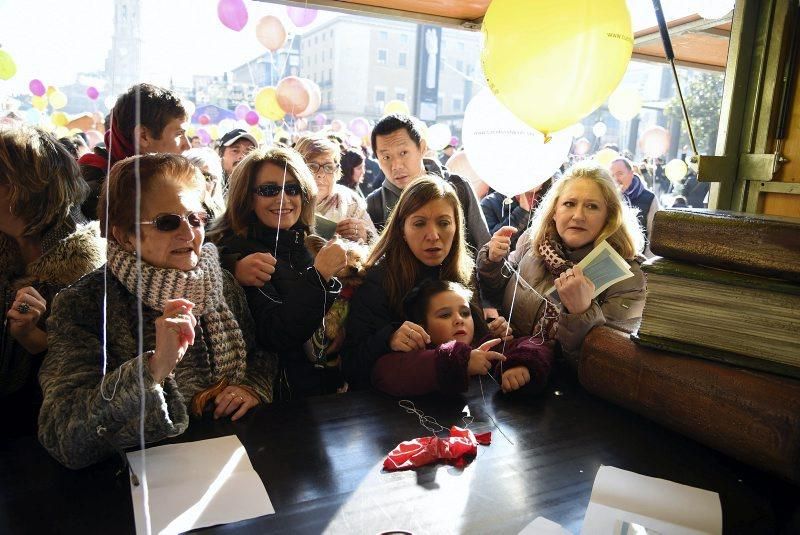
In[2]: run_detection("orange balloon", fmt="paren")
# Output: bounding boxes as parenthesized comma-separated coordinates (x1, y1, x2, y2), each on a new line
(255, 16, 287, 52)
(297, 79, 321, 117)
(639, 125, 670, 158)
(276, 76, 310, 116)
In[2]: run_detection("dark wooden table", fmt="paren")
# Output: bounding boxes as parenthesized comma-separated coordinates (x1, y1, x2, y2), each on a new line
(2, 374, 799, 534)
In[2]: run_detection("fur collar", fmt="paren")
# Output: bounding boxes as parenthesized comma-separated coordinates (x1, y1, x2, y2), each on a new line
(0, 221, 105, 291)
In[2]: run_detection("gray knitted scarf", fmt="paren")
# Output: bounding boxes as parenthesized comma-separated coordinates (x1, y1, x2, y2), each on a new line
(107, 241, 246, 384)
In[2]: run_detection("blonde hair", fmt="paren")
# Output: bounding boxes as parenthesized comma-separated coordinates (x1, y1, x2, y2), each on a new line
(529, 162, 644, 259)
(207, 145, 317, 240)
(367, 176, 473, 315)
(0, 125, 88, 237)
(294, 134, 342, 183)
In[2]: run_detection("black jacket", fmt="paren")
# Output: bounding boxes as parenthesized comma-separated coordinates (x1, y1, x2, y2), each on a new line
(216, 223, 341, 398)
(480, 192, 531, 250)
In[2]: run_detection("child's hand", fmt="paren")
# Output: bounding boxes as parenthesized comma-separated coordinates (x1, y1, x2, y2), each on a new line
(501, 365, 531, 393)
(468, 338, 505, 376)
(487, 316, 513, 341)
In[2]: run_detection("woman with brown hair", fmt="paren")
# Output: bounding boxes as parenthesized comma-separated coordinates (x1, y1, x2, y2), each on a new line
(209, 146, 347, 398)
(38, 153, 275, 469)
(477, 162, 647, 367)
(1, 126, 105, 437)
(342, 176, 512, 391)
(294, 135, 376, 243)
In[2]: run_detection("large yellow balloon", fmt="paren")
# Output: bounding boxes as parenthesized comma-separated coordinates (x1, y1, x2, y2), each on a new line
(0, 50, 17, 80)
(255, 87, 285, 121)
(665, 158, 688, 184)
(594, 148, 620, 167)
(52, 111, 69, 127)
(481, 0, 633, 136)
(31, 95, 48, 111)
(383, 100, 409, 116)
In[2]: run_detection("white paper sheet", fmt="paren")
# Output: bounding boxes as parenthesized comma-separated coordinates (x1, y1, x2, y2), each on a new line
(519, 516, 572, 535)
(127, 435, 274, 535)
(545, 240, 634, 298)
(581, 466, 722, 535)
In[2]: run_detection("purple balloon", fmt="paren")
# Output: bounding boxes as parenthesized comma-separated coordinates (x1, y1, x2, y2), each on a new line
(218, 0, 248, 32)
(197, 128, 212, 145)
(235, 103, 250, 120)
(286, 6, 318, 27)
(348, 117, 369, 138)
(245, 111, 260, 126)
(86, 87, 99, 100)
(29, 79, 45, 97)
(313, 113, 326, 126)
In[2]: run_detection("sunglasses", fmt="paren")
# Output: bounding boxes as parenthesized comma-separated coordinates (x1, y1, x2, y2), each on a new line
(140, 211, 209, 232)
(307, 162, 338, 174)
(252, 183, 304, 197)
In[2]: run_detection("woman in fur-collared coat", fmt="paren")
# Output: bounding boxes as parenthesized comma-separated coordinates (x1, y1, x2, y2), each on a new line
(0, 126, 105, 437)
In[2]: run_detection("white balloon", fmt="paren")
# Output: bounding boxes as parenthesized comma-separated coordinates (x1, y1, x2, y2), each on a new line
(608, 86, 642, 121)
(426, 123, 452, 151)
(570, 123, 585, 138)
(462, 89, 571, 197)
(592, 121, 607, 138)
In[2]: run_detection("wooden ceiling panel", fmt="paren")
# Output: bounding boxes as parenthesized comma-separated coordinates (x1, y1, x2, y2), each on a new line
(339, 0, 489, 21)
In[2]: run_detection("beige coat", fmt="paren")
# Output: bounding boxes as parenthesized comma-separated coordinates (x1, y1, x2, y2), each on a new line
(477, 231, 646, 367)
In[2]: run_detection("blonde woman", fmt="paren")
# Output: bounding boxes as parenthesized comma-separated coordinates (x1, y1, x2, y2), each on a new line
(477, 162, 647, 367)
(294, 135, 376, 243)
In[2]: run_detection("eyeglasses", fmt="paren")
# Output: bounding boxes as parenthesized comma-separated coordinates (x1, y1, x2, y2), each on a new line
(307, 162, 338, 174)
(252, 183, 304, 197)
(140, 211, 209, 232)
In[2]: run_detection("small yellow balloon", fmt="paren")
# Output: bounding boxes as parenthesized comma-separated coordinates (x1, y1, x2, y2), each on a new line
(481, 0, 633, 135)
(187, 126, 197, 137)
(665, 158, 688, 184)
(31, 95, 48, 111)
(49, 91, 68, 110)
(46, 85, 58, 96)
(52, 111, 69, 127)
(594, 148, 620, 167)
(255, 87, 285, 121)
(248, 126, 265, 143)
(0, 50, 18, 80)
(54, 126, 70, 138)
(209, 125, 220, 140)
(383, 100, 409, 116)
(608, 86, 642, 121)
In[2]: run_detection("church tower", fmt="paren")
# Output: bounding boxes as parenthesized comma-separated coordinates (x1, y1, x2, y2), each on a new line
(104, 0, 142, 100)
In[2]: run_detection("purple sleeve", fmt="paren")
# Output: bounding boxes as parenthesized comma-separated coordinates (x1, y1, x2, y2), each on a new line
(492, 337, 554, 394)
(371, 341, 472, 396)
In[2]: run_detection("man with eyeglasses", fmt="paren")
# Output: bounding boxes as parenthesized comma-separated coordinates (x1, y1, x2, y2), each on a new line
(366, 114, 489, 253)
(218, 129, 258, 184)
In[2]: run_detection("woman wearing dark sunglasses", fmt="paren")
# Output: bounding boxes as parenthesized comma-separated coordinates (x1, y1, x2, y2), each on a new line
(209, 146, 348, 399)
(38, 154, 276, 469)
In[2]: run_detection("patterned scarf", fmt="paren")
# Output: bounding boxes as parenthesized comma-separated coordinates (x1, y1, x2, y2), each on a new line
(107, 241, 247, 383)
(536, 236, 575, 340)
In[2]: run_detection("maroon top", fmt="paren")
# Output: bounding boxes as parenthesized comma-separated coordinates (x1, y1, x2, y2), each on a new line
(371, 336, 554, 397)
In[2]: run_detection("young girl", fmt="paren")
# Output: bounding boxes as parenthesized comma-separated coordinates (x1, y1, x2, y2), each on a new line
(370, 280, 554, 397)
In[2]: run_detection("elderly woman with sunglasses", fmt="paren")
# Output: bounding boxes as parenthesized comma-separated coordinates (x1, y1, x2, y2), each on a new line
(38, 154, 276, 469)
(294, 135, 377, 243)
(209, 146, 347, 399)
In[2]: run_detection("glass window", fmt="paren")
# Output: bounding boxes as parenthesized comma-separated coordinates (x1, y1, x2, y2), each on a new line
(398, 52, 407, 68)
(377, 49, 388, 64)
(379, 30, 388, 40)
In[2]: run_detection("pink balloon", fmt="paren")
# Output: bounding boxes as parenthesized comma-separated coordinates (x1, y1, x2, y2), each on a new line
(235, 103, 250, 120)
(245, 111, 260, 126)
(640, 125, 670, 158)
(349, 117, 370, 138)
(573, 137, 591, 156)
(286, 6, 318, 27)
(314, 113, 326, 126)
(217, 0, 248, 31)
(276, 76, 310, 116)
(29, 79, 46, 97)
(256, 16, 287, 52)
(86, 87, 99, 100)
(199, 114, 211, 125)
(197, 128, 212, 145)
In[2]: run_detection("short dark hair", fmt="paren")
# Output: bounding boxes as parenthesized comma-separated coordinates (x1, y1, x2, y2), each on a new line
(403, 279, 473, 326)
(371, 113, 425, 154)
(112, 83, 187, 144)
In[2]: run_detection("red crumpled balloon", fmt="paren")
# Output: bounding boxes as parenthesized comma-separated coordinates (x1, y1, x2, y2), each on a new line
(384, 426, 491, 471)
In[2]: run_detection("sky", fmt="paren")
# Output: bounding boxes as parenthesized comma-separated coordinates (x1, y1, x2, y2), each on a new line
(0, 0, 715, 98)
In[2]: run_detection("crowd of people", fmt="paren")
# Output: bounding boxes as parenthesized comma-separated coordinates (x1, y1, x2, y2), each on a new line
(2, 82, 655, 469)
